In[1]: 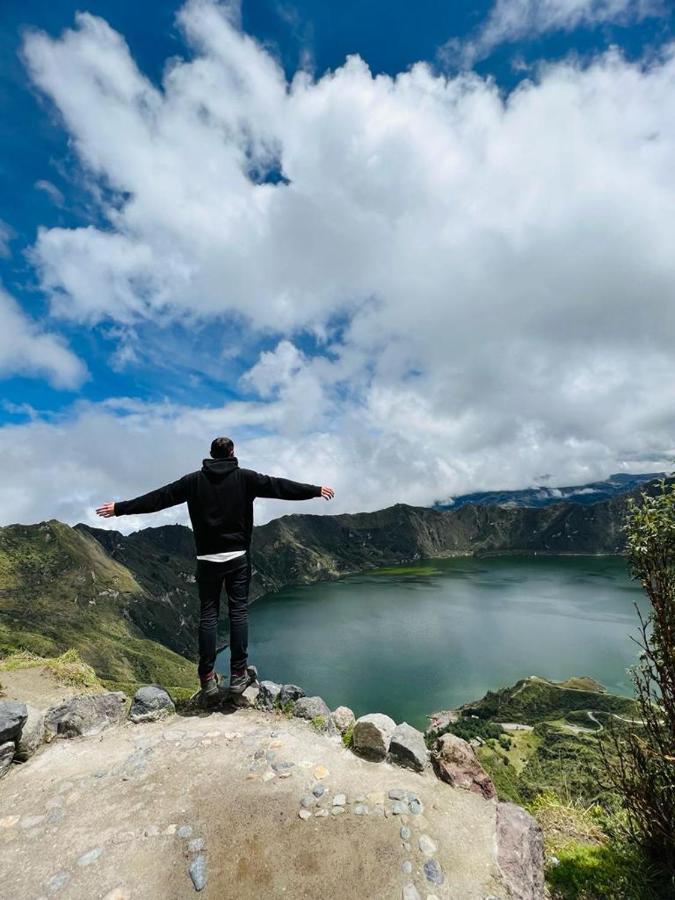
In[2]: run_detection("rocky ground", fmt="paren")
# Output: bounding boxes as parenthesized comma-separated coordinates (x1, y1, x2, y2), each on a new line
(0, 667, 544, 900)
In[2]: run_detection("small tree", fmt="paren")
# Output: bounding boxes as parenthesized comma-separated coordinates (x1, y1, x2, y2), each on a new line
(602, 475, 675, 871)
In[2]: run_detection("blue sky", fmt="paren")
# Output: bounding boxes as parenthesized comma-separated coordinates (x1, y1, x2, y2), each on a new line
(1, 0, 674, 527)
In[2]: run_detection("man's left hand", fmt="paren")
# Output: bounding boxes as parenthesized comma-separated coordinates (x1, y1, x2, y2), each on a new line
(96, 502, 116, 518)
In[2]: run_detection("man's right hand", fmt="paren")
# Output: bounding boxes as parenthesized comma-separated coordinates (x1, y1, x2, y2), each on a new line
(320, 487, 335, 500)
(96, 502, 116, 518)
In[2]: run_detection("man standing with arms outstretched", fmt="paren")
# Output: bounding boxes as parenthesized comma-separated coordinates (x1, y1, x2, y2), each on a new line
(96, 437, 334, 700)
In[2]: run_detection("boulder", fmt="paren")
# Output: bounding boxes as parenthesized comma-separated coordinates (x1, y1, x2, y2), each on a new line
(257, 680, 282, 711)
(389, 722, 429, 772)
(232, 684, 259, 709)
(14, 705, 45, 762)
(496, 802, 545, 900)
(432, 732, 496, 800)
(0, 741, 15, 778)
(279, 684, 305, 706)
(352, 713, 396, 760)
(0, 700, 28, 744)
(331, 706, 355, 734)
(293, 696, 331, 720)
(129, 686, 175, 724)
(45, 692, 127, 739)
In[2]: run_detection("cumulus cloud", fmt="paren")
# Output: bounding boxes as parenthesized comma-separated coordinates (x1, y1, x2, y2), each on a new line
(444, 0, 665, 67)
(0, 286, 87, 389)
(3, 0, 673, 526)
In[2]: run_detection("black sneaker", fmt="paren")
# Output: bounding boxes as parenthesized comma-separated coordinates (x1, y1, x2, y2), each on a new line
(200, 673, 225, 704)
(229, 667, 256, 695)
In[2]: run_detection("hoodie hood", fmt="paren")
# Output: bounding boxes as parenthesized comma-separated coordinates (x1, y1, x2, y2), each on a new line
(201, 456, 239, 480)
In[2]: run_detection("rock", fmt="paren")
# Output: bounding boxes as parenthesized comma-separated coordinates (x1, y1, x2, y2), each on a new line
(102, 888, 131, 900)
(21, 814, 46, 829)
(432, 733, 497, 800)
(0, 741, 15, 779)
(389, 722, 429, 772)
(77, 847, 103, 866)
(232, 685, 259, 708)
(177, 825, 193, 838)
(257, 681, 282, 711)
(298, 809, 312, 821)
(271, 760, 295, 775)
(331, 706, 355, 734)
(352, 713, 396, 760)
(402, 885, 422, 900)
(391, 801, 407, 815)
(331, 806, 345, 816)
(353, 804, 368, 815)
(419, 834, 438, 856)
(45, 693, 127, 739)
(423, 858, 444, 886)
(279, 684, 305, 705)
(332, 793, 346, 806)
(388, 788, 407, 801)
(408, 798, 423, 815)
(300, 795, 315, 809)
(14, 705, 45, 762)
(312, 783, 326, 798)
(400, 825, 412, 841)
(314, 809, 329, 817)
(293, 696, 331, 720)
(496, 802, 545, 900)
(129, 686, 175, 724)
(47, 871, 70, 893)
(401, 860, 413, 874)
(188, 838, 205, 852)
(0, 700, 27, 744)
(313, 765, 329, 780)
(189, 854, 207, 891)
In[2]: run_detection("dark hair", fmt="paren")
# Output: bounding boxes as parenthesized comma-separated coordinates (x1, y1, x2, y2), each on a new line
(210, 436, 234, 459)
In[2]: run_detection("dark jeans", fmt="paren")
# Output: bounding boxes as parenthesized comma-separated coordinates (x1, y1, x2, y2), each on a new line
(196, 553, 251, 681)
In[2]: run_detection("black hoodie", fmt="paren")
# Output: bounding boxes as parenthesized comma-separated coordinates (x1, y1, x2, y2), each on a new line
(114, 457, 321, 555)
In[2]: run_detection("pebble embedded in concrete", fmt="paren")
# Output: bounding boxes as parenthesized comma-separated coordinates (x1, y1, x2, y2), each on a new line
(177, 825, 193, 838)
(189, 854, 207, 892)
(77, 847, 102, 867)
(400, 826, 412, 841)
(332, 793, 346, 806)
(418, 834, 438, 856)
(423, 858, 444, 886)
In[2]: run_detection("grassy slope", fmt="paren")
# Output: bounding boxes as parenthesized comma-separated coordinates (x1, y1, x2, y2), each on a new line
(0, 521, 196, 691)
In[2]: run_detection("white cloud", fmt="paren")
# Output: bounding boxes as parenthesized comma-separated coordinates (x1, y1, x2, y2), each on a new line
(34, 179, 65, 207)
(0, 287, 87, 389)
(0, 220, 14, 258)
(445, 0, 665, 67)
(3, 0, 674, 526)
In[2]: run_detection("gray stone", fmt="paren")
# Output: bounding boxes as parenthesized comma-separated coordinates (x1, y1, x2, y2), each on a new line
(0, 741, 14, 779)
(188, 838, 204, 852)
(271, 760, 295, 774)
(279, 684, 305, 705)
(331, 706, 355, 734)
(389, 722, 429, 772)
(46, 807, 65, 825)
(312, 783, 326, 798)
(423, 859, 444, 886)
(129, 686, 175, 724)
(293, 696, 330, 719)
(332, 793, 346, 806)
(77, 847, 102, 866)
(408, 798, 423, 815)
(419, 834, 438, 856)
(47, 871, 70, 893)
(331, 806, 345, 816)
(189, 854, 207, 891)
(388, 788, 407, 801)
(401, 860, 413, 875)
(298, 809, 312, 821)
(402, 885, 422, 900)
(300, 795, 315, 809)
(232, 684, 259, 708)
(400, 825, 412, 841)
(257, 681, 282, 711)
(177, 825, 193, 838)
(495, 802, 545, 900)
(0, 700, 27, 744)
(14, 705, 45, 762)
(432, 732, 496, 800)
(352, 713, 396, 760)
(391, 801, 408, 815)
(353, 804, 368, 815)
(45, 693, 127, 739)
(314, 809, 329, 817)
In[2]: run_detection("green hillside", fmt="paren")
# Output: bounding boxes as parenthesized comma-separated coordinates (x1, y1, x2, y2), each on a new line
(0, 520, 196, 691)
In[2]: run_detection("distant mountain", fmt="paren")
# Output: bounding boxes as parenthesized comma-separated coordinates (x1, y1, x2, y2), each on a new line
(1, 475, 667, 689)
(434, 472, 664, 511)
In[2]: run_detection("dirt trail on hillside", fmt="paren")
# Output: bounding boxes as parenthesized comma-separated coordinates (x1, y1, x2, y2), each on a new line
(0, 686, 510, 899)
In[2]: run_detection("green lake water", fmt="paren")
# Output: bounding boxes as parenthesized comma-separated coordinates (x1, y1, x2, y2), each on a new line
(226, 556, 647, 730)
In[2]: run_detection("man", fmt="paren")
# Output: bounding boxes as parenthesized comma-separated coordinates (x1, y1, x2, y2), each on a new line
(96, 437, 334, 700)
